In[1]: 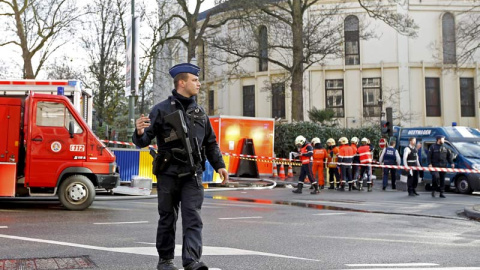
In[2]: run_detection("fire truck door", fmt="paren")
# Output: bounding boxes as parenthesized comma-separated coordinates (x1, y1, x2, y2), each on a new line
(28, 100, 87, 187)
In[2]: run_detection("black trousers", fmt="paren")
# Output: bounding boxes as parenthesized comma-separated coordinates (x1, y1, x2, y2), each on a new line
(328, 168, 340, 186)
(407, 170, 419, 194)
(382, 168, 397, 188)
(299, 163, 316, 184)
(156, 173, 204, 267)
(432, 171, 446, 192)
(340, 165, 352, 184)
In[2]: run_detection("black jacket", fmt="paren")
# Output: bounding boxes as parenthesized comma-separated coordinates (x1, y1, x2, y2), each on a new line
(427, 143, 454, 168)
(132, 90, 225, 176)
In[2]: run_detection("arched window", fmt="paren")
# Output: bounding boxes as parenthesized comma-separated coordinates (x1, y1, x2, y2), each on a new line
(258, 25, 268, 71)
(442, 12, 456, 64)
(344, 15, 360, 65)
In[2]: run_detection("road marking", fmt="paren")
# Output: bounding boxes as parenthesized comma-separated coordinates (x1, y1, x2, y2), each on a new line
(0, 226, 8, 229)
(0, 234, 319, 262)
(309, 235, 480, 247)
(218, 216, 263, 220)
(342, 267, 480, 270)
(93, 221, 149, 225)
(346, 263, 439, 267)
(313, 213, 346, 216)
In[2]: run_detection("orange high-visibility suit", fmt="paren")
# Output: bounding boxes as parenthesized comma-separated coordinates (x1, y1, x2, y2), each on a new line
(312, 148, 328, 186)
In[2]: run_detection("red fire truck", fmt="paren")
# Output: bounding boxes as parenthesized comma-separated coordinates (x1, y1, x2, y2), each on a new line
(0, 80, 119, 210)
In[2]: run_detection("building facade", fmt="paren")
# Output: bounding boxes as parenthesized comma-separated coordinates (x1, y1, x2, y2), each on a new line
(167, 0, 480, 128)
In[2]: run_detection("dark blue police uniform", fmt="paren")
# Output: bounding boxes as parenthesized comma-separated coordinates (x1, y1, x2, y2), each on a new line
(133, 63, 225, 270)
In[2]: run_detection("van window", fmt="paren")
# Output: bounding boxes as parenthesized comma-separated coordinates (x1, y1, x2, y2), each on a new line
(36, 101, 83, 134)
(452, 142, 480, 159)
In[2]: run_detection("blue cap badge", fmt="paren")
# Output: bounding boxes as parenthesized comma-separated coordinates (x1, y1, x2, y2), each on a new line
(169, 63, 201, 78)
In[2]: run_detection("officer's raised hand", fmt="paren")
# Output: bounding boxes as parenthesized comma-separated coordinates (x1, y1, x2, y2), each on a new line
(218, 168, 229, 185)
(135, 114, 151, 136)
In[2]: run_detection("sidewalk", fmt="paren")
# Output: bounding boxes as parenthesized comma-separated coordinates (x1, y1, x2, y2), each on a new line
(465, 204, 480, 220)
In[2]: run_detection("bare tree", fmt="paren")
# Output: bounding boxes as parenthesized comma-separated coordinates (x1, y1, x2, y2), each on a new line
(0, 0, 85, 78)
(207, 0, 418, 121)
(82, 0, 126, 131)
(456, 4, 480, 64)
(45, 55, 85, 80)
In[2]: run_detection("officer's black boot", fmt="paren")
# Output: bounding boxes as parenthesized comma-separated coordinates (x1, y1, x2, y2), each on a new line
(328, 183, 334, 189)
(311, 183, 320, 194)
(184, 261, 208, 270)
(292, 183, 303, 194)
(439, 192, 446, 198)
(157, 259, 178, 270)
(348, 183, 352, 191)
(431, 190, 435, 197)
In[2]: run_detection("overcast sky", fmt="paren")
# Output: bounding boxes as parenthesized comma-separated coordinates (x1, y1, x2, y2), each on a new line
(0, 0, 217, 79)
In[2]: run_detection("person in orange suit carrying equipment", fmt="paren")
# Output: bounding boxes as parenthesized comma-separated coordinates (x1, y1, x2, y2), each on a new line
(292, 135, 320, 194)
(357, 137, 374, 191)
(311, 137, 327, 189)
(338, 137, 355, 191)
(326, 138, 340, 189)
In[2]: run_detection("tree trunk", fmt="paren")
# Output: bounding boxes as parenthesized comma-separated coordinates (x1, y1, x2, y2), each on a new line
(291, 0, 304, 121)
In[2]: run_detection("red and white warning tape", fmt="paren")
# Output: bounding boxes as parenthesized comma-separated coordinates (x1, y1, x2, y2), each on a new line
(101, 139, 479, 174)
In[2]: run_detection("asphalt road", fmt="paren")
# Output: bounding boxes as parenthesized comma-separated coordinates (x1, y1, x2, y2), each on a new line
(1, 182, 480, 270)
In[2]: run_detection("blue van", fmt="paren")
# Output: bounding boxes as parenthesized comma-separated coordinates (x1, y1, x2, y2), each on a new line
(392, 126, 480, 194)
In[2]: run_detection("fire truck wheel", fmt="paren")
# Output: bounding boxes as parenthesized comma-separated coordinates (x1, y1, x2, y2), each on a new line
(59, 175, 95, 210)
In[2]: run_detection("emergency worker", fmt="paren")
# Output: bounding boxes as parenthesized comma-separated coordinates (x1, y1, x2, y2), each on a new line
(292, 136, 320, 194)
(357, 138, 373, 191)
(428, 135, 455, 198)
(311, 137, 327, 189)
(350, 137, 360, 183)
(337, 137, 355, 191)
(379, 140, 401, 190)
(133, 63, 228, 270)
(326, 138, 340, 189)
(403, 137, 420, 197)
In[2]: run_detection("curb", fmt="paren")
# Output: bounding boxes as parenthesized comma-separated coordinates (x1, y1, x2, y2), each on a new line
(464, 204, 480, 220)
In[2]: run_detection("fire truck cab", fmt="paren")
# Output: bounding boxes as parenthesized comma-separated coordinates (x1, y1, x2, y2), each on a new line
(0, 80, 119, 210)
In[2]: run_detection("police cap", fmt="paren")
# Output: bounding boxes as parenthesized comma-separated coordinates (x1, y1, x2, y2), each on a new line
(436, 135, 445, 140)
(169, 63, 201, 78)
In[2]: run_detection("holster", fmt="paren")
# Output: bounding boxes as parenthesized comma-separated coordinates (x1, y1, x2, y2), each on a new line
(152, 151, 172, 175)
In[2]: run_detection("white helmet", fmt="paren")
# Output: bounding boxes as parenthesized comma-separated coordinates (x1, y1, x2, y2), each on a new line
(351, 137, 359, 144)
(361, 137, 369, 144)
(326, 138, 335, 146)
(339, 137, 348, 145)
(311, 137, 321, 145)
(295, 135, 306, 146)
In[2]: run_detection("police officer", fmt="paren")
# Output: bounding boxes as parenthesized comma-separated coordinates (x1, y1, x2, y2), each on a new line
(133, 63, 228, 270)
(379, 140, 401, 190)
(403, 137, 420, 196)
(292, 135, 320, 194)
(428, 135, 455, 198)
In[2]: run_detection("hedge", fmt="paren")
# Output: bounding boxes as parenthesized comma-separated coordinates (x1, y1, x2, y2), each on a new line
(274, 122, 382, 159)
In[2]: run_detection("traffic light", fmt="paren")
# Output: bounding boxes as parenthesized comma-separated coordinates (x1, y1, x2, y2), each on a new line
(380, 120, 390, 135)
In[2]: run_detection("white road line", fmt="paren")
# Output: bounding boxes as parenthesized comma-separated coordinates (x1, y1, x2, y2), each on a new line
(0, 226, 8, 229)
(313, 213, 346, 216)
(218, 216, 263, 220)
(93, 221, 149, 225)
(342, 268, 480, 270)
(0, 234, 320, 262)
(346, 263, 439, 267)
(310, 235, 480, 247)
